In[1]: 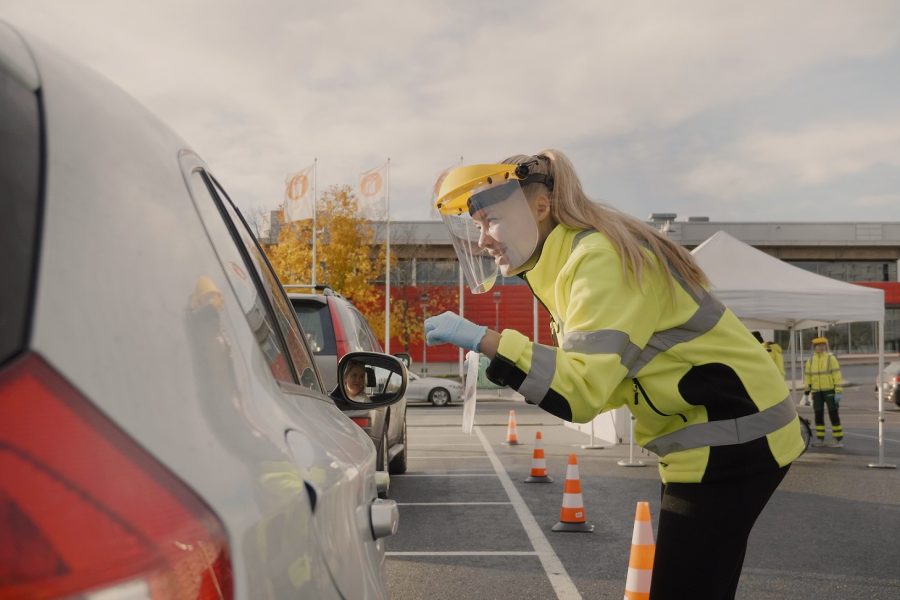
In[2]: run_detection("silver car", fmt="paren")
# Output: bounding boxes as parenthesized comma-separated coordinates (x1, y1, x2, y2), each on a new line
(877, 361, 900, 407)
(0, 22, 405, 599)
(405, 371, 463, 406)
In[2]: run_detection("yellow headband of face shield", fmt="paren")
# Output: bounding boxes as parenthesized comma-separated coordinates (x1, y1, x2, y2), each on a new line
(434, 164, 519, 216)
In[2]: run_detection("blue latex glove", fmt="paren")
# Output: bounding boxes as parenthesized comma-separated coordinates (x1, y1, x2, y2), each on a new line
(834, 392, 842, 405)
(425, 311, 487, 352)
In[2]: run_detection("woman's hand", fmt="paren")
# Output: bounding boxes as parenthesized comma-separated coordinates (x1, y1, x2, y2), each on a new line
(424, 312, 488, 352)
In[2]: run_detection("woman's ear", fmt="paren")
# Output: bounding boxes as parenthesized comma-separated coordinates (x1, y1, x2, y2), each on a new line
(533, 193, 552, 222)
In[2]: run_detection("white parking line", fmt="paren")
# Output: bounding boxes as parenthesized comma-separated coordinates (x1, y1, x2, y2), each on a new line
(410, 456, 492, 459)
(400, 473, 497, 477)
(475, 426, 582, 600)
(386, 551, 537, 556)
(411, 443, 485, 447)
(398, 502, 512, 506)
(844, 431, 900, 444)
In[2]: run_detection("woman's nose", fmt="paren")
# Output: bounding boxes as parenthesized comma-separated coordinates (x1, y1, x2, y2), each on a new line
(478, 228, 493, 250)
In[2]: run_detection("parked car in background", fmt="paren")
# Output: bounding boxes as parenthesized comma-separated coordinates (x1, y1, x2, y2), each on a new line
(0, 22, 406, 599)
(877, 361, 900, 407)
(406, 371, 463, 406)
(288, 288, 409, 475)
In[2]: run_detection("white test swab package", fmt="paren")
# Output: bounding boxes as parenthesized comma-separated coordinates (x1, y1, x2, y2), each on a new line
(462, 350, 479, 433)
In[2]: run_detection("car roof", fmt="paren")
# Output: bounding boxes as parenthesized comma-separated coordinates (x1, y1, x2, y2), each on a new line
(287, 293, 328, 304)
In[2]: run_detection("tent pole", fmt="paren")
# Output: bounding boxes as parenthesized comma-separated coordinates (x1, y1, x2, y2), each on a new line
(788, 325, 797, 404)
(868, 319, 895, 469)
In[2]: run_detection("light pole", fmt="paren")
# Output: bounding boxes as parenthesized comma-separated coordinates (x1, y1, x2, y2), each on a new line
(420, 293, 429, 375)
(492, 291, 501, 331)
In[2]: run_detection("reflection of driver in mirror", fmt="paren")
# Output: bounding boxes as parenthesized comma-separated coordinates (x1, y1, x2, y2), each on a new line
(343, 360, 369, 402)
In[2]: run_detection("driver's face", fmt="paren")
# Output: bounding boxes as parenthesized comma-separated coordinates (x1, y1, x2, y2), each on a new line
(344, 365, 366, 397)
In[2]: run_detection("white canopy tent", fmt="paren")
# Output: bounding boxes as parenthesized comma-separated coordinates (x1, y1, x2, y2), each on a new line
(691, 231, 893, 468)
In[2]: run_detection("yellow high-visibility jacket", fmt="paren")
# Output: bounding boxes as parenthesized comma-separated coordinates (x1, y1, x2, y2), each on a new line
(804, 353, 843, 393)
(486, 225, 805, 483)
(764, 342, 786, 377)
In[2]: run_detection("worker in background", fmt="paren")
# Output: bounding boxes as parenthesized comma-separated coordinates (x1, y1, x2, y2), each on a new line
(752, 331, 785, 378)
(425, 149, 804, 599)
(803, 336, 844, 447)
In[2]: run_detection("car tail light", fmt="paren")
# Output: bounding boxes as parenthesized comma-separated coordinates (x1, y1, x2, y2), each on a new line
(0, 353, 232, 599)
(350, 417, 371, 428)
(329, 300, 350, 359)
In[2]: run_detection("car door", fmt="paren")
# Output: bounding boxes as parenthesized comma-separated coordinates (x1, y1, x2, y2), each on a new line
(183, 156, 390, 599)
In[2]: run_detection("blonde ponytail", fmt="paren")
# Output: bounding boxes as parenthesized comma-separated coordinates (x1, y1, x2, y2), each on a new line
(503, 149, 708, 294)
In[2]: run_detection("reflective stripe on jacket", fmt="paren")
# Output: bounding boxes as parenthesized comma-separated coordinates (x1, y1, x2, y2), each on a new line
(804, 353, 843, 392)
(486, 225, 805, 483)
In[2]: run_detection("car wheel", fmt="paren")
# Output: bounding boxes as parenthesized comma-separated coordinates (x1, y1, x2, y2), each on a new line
(429, 387, 451, 407)
(389, 419, 407, 475)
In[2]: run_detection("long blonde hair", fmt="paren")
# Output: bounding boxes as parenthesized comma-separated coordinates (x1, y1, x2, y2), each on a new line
(502, 149, 708, 294)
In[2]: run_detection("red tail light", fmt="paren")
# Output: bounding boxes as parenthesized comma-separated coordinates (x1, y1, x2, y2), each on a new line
(0, 353, 232, 599)
(350, 417, 371, 428)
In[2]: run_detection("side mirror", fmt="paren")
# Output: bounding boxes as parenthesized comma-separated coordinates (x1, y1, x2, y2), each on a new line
(393, 352, 412, 368)
(332, 352, 407, 409)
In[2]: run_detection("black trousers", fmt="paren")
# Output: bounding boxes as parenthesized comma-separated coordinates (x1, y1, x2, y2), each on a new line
(649, 465, 790, 600)
(812, 390, 842, 439)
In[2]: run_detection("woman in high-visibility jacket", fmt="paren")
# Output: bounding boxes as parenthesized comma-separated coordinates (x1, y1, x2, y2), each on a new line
(426, 149, 805, 599)
(803, 336, 844, 447)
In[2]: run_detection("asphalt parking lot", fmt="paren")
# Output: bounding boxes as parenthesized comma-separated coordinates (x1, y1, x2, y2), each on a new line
(385, 386, 900, 599)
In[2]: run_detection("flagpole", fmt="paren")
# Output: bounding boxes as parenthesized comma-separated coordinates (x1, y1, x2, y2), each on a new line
(312, 158, 318, 287)
(457, 155, 465, 380)
(385, 158, 391, 354)
(458, 265, 464, 380)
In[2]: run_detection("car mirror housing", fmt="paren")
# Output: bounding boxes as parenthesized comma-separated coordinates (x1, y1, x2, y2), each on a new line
(333, 352, 407, 409)
(393, 352, 412, 368)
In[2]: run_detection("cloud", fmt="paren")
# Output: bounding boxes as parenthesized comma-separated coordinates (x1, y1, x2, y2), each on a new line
(681, 115, 900, 199)
(3, 0, 900, 220)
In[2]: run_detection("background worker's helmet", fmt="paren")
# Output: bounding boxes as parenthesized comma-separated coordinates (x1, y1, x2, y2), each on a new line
(811, 336, 829, 350)
(434, 161, 551, 293)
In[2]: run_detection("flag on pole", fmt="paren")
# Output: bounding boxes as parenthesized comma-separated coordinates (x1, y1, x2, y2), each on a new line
(357, 164, 388, 220)
(284, 164, 315, 222)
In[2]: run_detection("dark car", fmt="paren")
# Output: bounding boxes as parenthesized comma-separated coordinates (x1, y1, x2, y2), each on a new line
(288, 288, 408, 475)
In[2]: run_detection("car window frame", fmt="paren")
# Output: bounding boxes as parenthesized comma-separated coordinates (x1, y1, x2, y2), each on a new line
(179, 152, 325, 396)
(206, 174, 326, 395)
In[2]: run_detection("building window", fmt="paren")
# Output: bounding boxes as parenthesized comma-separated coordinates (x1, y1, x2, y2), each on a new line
(787, 261, 898, 283)
(417, 260, 459, 285)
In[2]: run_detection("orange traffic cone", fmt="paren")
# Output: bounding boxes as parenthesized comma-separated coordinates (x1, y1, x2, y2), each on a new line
(524, 431, 553, 483)
(502, 409, 520, 445)
(623, 501, 655, 600)
(551, 454, 593, 532)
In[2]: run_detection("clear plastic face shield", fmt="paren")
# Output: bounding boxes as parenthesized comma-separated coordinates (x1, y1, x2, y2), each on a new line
(437, 171, 539, 293)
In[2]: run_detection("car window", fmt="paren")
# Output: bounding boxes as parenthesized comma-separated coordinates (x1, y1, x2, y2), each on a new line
(0, 65, 41, 366)
(185, 168, 319, 393)
(210, 177, 322, 393)
(290, 299, 336, 355)
(352, 307, 382, 352)
(333, 299, 368, 354)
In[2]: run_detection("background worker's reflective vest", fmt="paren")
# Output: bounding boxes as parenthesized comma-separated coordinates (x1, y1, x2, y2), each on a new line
(486, 224, 804, 484)
(763, 342, 785, 377)
(804, 353, 843, 393)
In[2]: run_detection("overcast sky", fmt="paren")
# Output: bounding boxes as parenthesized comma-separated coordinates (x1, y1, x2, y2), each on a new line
(4, 0, 900, 223)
